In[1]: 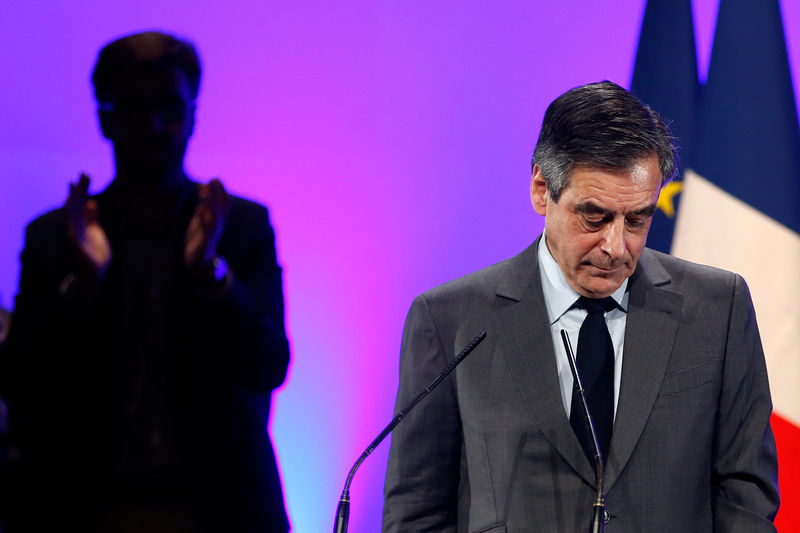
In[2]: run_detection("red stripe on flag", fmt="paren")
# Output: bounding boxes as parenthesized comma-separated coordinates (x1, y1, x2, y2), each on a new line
(773, 412, 800, 531)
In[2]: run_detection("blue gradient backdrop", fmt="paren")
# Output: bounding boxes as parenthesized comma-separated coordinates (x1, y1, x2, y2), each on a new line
(1, 2, 799, 531)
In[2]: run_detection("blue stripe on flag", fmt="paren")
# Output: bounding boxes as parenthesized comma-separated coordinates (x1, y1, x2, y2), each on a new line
(692, 0, 800, 234)
(630, 0, 700, 253)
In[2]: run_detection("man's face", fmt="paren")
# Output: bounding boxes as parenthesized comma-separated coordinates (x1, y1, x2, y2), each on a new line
(530, 156, 662, 298)
(100, 67, 195, 179)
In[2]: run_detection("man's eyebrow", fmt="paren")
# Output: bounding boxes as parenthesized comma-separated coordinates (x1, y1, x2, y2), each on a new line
(629, 204, 657, 217)
(575, 202, 611, 215)
(574, 202, 657, 217)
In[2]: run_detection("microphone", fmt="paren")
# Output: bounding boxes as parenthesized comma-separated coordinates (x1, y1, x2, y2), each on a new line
(333, 331, 487, 533)
(561, 329, 606, 533)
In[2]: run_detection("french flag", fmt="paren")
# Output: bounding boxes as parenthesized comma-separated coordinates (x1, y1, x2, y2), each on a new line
(632, 0, 799, 529)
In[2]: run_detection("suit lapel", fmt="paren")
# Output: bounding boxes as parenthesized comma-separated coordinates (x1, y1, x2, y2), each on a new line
(495, 238, 596, 485)
(604, 250, 682, 491)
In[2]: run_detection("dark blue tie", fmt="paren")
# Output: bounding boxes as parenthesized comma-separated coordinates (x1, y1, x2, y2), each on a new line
(569, 296, 616, 465)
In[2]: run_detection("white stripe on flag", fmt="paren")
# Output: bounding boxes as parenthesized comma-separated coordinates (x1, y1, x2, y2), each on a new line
(671, 169, 800, 426)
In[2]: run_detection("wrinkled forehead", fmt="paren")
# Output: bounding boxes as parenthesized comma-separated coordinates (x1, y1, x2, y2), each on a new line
(567, 156, 663, 195)
(570, 153, 664, 187)
(629, 158, 659, 186)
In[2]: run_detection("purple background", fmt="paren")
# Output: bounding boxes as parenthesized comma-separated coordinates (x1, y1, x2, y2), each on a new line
(1, 2, 798, 531)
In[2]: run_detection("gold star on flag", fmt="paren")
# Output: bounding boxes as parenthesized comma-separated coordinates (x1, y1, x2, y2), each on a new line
(656, 181, 683, 218)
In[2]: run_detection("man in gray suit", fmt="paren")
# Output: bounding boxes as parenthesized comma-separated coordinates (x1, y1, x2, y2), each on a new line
(383, 81, 779, 532)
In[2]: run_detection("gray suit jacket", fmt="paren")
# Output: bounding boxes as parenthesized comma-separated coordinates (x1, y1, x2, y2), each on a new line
(383, 238, 778, 532)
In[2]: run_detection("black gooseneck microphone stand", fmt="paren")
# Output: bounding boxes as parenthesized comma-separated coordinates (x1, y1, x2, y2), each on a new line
(333, 331, 487, 533)
(561, 329, 606, 533)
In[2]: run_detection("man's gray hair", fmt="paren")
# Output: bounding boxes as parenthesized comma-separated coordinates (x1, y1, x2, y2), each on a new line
(532, 81, 678, 202)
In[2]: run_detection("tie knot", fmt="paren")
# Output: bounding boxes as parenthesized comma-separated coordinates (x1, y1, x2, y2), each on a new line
(577, 296, 617, 315)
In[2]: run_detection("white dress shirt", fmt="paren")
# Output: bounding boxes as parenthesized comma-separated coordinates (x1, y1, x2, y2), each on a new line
(537, 234, 629, 419)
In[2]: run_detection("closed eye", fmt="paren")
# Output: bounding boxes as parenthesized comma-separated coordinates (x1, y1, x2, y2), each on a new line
(585, 216, 608, 229)
(576, 202, 612, 230)
(581, 213, 616, 232)
(625, 205, 656, 229)
(625, 216, 647, 228)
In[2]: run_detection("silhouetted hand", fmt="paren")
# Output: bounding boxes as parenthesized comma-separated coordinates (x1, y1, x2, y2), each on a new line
(184, 178, 229, 273)
(66, 173, 112, 281)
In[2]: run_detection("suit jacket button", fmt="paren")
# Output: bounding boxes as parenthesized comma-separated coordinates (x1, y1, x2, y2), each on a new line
(603, 510, 611, 524)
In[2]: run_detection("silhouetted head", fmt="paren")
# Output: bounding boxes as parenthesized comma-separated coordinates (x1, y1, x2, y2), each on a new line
(92, 31, 202, 182)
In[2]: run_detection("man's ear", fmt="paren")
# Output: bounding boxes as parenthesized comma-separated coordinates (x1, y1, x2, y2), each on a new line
(530, 164, 549, 216)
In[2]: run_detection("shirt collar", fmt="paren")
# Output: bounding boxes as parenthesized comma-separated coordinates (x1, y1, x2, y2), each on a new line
(537, 233, 628, 326)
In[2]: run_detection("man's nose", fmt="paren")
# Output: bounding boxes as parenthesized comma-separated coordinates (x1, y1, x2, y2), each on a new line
(600, 218, 626, 261)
